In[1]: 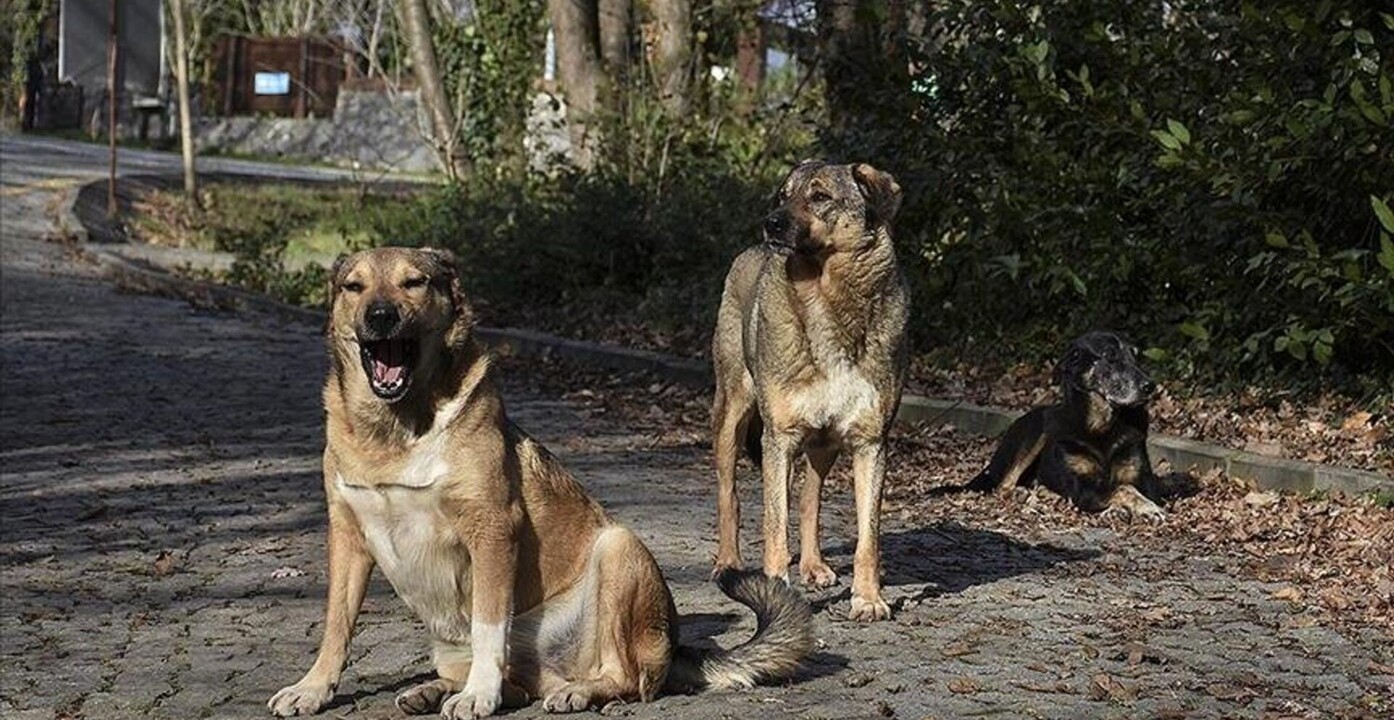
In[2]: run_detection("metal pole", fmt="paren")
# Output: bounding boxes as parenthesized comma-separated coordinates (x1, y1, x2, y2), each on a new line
(107, 0, 119, 217)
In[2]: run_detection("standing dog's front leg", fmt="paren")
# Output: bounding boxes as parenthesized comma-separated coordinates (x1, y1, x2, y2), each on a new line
(848, 443, 890, 621)
(268, 484, 374, 716)
(761, 429, 800, 582)
(442, 520, 518, 719)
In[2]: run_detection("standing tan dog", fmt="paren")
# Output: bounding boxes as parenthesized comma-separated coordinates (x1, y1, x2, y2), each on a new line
(268, 247, 811, 719)
(711, 161, 910, 622)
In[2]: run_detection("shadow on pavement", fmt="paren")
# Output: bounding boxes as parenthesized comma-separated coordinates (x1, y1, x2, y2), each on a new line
(821, 521, 1100, 604)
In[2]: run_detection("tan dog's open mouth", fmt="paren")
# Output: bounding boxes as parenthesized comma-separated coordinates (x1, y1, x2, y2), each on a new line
(359, 337, 418, 400)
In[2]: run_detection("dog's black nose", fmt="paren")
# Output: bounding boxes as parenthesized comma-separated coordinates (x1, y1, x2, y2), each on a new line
(1142, 379, 1158, 396)
(365, 301, 400, 336)
(763, 212, 788, 238)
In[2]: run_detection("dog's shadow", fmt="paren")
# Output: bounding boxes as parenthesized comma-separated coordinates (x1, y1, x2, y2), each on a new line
(817, 520, 1101, 610)
(1149, 471, 1204, 502)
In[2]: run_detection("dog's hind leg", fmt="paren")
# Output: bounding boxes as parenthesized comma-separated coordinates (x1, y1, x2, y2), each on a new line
(970, 408, 1048, 494)
(713, 379, 757, 574)
(542, 527, 674, 713)
(415, 643, 475, 713)
(399, 644, 531, 715)
(798, 445, 839, 589)
(396, 651, 467, 715)
(760, 429, 800, 583)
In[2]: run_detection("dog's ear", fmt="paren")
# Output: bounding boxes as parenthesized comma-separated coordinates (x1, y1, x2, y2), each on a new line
(324, 253, 351, 335)
(421, 246, 474, 347)
(327, 253, 351, 305)
(852, 163, 903, 225)
(1053, 344, 1093, 392)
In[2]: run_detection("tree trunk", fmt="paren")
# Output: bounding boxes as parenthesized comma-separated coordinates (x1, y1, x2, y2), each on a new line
(646, 0, 691, 117)
(400, 0, 469, 179)
(549, 0, 602, 167)
(598, 0, 631, 76)
(734, 2, 765, 115)
(816, 0, 910, 145)
(170, 0, 198, 204)
(106, 0, 118, 218)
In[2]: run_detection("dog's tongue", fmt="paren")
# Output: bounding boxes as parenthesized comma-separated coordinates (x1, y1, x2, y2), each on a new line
(372, 341, 405, 384)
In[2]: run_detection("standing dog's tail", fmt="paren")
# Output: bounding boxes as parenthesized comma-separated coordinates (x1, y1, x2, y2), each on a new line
(666, 569, 812, 692)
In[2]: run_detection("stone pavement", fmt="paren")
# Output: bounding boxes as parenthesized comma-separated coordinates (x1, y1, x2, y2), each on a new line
(2, 137, 1391, 720)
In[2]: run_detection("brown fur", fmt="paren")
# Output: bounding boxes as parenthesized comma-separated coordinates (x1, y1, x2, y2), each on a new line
(711, 162, 910, 622)
(268, 248, 812, 719)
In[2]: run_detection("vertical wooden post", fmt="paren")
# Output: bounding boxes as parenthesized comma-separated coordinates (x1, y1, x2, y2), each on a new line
(222, 37, 236, 116)
(107, 0, 119, 218)
(171, 0, 198, 203)
(296, 37, 309, 119)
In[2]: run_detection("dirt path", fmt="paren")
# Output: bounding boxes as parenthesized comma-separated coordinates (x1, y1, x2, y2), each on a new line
(2, 139, 1391, 720)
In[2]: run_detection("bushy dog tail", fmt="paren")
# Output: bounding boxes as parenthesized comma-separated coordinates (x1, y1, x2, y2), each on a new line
(666, 570, 812, 692)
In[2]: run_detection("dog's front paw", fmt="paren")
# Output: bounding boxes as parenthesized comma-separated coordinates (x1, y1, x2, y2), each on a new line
(267, 679, 334, 717)
(799, 560, 838, 589)
(1100, 504, 1130, 522)
(542, 682, 596, 713)
(1132, 500, 1166, 523)
(848, 594, 892, 622)
(1102, 498, 1166, 523)
(441, 686, 502, 719)
(711, 554, 744, 579)
(396, 679, 451, 715)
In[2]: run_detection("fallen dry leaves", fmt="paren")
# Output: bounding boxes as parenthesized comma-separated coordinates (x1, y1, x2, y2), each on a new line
(152, 550, 176, 577)
(946, 677, 981, 695)
(1089, 673, 1137, 703)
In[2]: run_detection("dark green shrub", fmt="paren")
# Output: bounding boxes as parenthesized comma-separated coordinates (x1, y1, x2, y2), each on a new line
(833, 1, 1393, 396)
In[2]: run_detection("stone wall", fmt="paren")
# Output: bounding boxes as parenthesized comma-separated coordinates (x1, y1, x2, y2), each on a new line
(195, 89, 438, 173)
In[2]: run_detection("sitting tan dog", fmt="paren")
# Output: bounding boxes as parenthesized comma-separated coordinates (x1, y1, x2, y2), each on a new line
(268, 247, 811, 719)
(711, 161, 910, 622)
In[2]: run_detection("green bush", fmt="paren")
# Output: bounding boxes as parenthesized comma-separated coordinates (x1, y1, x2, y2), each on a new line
(837, 1, 1393, 396)
(191, 183, 412, 308)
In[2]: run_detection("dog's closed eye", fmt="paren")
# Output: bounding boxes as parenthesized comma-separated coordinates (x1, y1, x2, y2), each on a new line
(342, 281, 365, 293)
(402, 276, 428, 290)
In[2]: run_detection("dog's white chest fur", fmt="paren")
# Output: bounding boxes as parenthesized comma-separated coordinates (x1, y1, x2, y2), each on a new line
(790, 361, 878, 435)
(786, 296, 879, 435)
(336, 454, 471, 643)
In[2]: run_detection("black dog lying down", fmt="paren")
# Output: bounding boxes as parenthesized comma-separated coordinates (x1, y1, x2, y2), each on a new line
(970, 331, 1167, 520)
